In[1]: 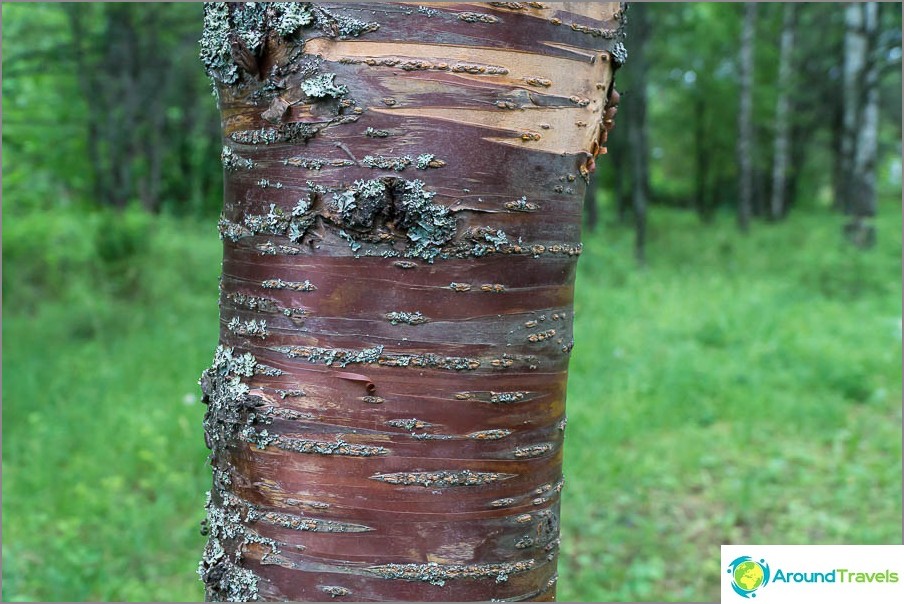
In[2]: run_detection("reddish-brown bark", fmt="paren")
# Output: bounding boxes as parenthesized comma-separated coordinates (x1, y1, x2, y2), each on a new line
(199, 2, 624, 601)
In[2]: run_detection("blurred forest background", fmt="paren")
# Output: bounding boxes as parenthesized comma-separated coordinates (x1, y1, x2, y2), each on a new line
(2, 3, 902, 602)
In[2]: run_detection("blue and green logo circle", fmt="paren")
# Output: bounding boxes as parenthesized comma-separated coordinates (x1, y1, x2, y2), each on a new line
(727, 556, 771, 598)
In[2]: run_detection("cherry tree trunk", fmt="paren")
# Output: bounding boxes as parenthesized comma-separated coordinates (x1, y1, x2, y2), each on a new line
(198, 2, 624, 601)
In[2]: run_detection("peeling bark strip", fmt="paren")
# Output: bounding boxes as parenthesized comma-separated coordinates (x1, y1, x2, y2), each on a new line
(200, 2, 623, 602)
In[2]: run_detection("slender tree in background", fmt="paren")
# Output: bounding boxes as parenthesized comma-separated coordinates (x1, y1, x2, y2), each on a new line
(770, 3, 796, 221)
(736, 2, 756, 232)
(841, 2, 880, 247)
(197, 3, 624, 601)
(693, 84, 711, 222)
(625, 1, 649, 264)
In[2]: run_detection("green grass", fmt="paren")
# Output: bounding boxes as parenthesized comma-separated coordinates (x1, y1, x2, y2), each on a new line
(559, 205, 903, 601)
(3, 204, 901, 601)
(2, 209, 221, 602)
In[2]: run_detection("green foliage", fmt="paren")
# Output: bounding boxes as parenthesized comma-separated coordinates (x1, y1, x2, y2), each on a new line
(602, 3, 902, 216)
(3, 201, 901, 601)
(2, 3, 223, 217)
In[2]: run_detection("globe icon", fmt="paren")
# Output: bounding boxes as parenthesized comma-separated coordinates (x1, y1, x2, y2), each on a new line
(733, 560, 765, 592)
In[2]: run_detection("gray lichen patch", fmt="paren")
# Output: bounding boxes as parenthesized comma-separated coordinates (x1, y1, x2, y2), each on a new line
(415, 154, 445, 169)
(570, 21, 618, 39)
(240, 426, 389, 457)
(310, 5, 380, 37)
(272, 342, 481, 371)
(490, 497, 516, 508)
(225, 292, 280, 314)
(326, 178, 456, 262)
(366, 560, 535, 586)
(244, 204, 289, 234)
(205, 345, 256, 381)
(257, 510, 374, 533)
(370, 470, 516, 488)
(362, 155, 412, 171)
(231, 122, 319, 145)
(256, 241, 304, 256)
(201, 3, 310, 82)
(199, 535, 262, 602)
(276, 435, 389, 457)
(386, 418, 432, 430)
(411, 432, 455, 441)
(222, 146, 255, 171)
(273, 344, 384, 367)
(219, 216, 252, 242)
(200, 3, 377, 87)
(491, 391, 527, 403)
(379, 353, 480, 371)
(391, 180, 456, 260)
(255, 363, 284, 377)
(321, 586, 352, 598)
(512, 442, 554, 458)
(450, 227, 509, 258)
(300, 73, 348, 98)
(384, 311, 428, 325)
(256, 179, 284, 190)
(467, 429, 512, 440)
(198, 486, 277, 602)
(199, 345, 273, 460)
(284, 498, 329, 509)
(227, 317, 270, 338)
(611, 42, 628, 66)
(458, 12, 500, 23)
(283, 156, 356, 170)
(261, 278, 316, 291)
(454, 391, 529, 404)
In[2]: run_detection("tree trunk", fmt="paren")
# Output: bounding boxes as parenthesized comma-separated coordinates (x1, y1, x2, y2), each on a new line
(842, 2, 880, 247)
(769, 4, 796, 221)
(693, 95, 711, 222)
(625, 2, 648, 265)
(736, 2, 756, 232)
(197, 3, 624, 601)
(65, 6, 109, 207)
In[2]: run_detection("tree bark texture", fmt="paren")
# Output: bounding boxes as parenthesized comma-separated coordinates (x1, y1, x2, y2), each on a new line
(842, 2, 879, 247)
(736, 2, 755, 232)
(197, 3, 624, 601)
